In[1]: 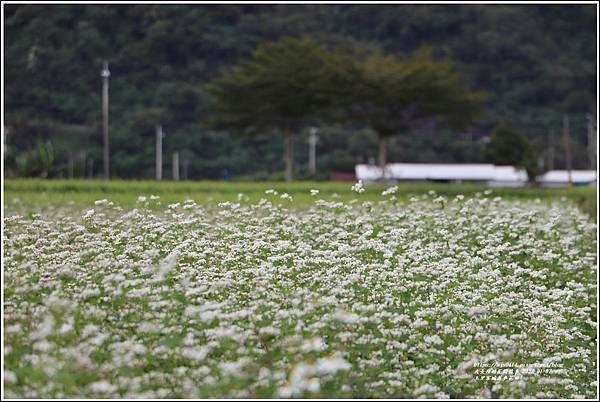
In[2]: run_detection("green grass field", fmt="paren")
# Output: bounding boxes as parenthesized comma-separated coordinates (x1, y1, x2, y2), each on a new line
(3, 179, 597, 398)
(4, 179, 597, 218)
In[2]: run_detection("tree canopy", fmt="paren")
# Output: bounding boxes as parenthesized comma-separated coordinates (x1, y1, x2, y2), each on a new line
(483, 124, 538, 180)
(206, 37, 337, 133)
(337, 48, 486, 170)
(206, 37, 340, 181)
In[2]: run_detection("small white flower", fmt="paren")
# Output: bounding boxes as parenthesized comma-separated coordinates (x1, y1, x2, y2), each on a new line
(300, 337, 327, 353)
(414, 383, 440, 396)
(467, 306, 488, 317)
(315, 354, 351, 375)
(158, 250, 179, 278)
(137, 322, 160, 333)
(33, 340, 53, 352)
(333, 309, 360, 324)
(180, 347, 211, 362)
(424, 334, 444, 346)
(277, 384, 293, 398)
(381, 185, 398, 196)
(4, 370, 17, 384)
(351, 180, 365, 193)
(88, 380, 117, 393)
(59, 323, 73, 335)
(305, 377, 320, 393)
(310, 189, 320, 196)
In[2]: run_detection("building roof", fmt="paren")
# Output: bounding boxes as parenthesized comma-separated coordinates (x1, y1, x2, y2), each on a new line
(538, 170, 597, 183)
(355, 163, 527, 182)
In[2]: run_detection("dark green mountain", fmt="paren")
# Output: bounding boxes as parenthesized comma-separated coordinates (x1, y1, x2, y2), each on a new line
(4, 4, 596, 179)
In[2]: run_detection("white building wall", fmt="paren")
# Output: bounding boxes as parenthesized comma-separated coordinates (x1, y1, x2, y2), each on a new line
(355, 164, 596, 188)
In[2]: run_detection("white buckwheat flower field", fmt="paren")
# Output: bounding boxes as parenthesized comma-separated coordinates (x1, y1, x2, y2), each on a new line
(2, 182, 597, 398)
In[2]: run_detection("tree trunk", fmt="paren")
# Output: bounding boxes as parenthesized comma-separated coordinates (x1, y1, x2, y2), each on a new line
(284, 127, 294, 182)
(378, 135, 387, 180)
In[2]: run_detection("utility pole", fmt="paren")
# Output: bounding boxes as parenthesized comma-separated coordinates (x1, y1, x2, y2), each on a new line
(172, 151, 180, 181)
(101, 61, 110, 180)
(156, 125, 163, 181)
(563, 115, 572, 187)
(308, 127, 319, 174)
(587, 111, 597, 170)
(547, 130, 554, 171)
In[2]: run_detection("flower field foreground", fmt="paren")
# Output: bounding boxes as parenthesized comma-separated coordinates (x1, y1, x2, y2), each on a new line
(3, 190, 597, 398)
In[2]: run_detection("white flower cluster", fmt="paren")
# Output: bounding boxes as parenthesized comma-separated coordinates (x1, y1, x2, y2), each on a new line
(351, 180, 365, 193)
(280, 193, 293, 201)
(277, 353, 351, 397)
(3, 193, 596, 398)
(381, 185, 398, 196)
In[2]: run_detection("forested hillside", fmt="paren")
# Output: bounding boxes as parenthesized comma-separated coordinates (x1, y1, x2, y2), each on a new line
(4, 4, 596, 179)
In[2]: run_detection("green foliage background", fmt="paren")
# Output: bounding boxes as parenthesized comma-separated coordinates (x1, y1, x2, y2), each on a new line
(4, 4, 596, 179)
(483, 125, 539, 180)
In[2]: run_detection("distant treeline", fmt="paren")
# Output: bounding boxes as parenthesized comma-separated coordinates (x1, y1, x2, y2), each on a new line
(4, 4, 597, 179)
